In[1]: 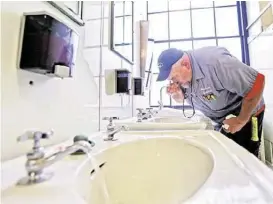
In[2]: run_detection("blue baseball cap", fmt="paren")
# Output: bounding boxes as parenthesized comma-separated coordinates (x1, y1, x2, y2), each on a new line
(157, 48, 184, 81)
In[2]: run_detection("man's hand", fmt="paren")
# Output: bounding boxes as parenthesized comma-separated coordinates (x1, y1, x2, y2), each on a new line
(167, 83, 184, 103)
(223, 117, 247, 134)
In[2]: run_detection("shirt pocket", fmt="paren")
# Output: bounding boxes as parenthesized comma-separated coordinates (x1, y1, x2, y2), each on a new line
(199, 83, 228, 111)
(210, 88, 232, 111)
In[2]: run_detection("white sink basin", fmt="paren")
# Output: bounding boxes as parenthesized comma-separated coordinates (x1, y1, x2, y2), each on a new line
(151, 116, 200, 123)
(115, 116, 208, 130)
(1, 185, 83, 204)
(155, 108, 204, 118)
(75, 137, 214, 204)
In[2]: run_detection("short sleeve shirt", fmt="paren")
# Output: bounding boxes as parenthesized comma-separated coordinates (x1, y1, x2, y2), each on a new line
(183, 46, 264, 124)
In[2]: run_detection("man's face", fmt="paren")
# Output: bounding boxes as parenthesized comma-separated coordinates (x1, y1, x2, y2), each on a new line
(168, 58, 192, 88)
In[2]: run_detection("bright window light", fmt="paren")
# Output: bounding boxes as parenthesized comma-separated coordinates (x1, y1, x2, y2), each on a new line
(151, 43, 169, 73)
(150, 75, 170, 106)
(193, 39, 217, 49)
(192, 9, 215, 37)
(170, 41, 193, 51)
(169, 11, 192, 39)
(215, 7, 239, 36)
(148, 1, 168, 12)
(214, 0, 237, 7)
(191, 1, 213, 8)
(218, 38, 242, 61)
(169, 1, 190, 10)
(149, 13, 168, 40)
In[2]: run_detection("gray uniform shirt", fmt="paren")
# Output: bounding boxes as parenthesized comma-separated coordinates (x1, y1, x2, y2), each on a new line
(183, 46, 264, 124)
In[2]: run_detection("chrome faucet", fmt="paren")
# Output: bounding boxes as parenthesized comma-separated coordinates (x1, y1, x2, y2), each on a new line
(146, 108, 158, 118)
(17, 130, 93, 186)
(136, 108, 144, 122)
(158, 85, 167, 110)
(136, 108, 156, 122)
(103, 117, 128, 141)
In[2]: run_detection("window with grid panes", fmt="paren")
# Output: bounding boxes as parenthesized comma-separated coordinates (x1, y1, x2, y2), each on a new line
(148, 1, 243, 107)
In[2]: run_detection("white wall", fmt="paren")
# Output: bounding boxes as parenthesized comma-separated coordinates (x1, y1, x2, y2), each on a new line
(1, 1, 149, 161)
(82, 1, 150, 129)
(247, 1, 273, 164)
(1, 1, 99, 161)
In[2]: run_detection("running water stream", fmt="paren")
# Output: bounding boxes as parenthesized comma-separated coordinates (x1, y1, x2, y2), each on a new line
(73, 152, 112, 204)
(87, 152, 111, 204)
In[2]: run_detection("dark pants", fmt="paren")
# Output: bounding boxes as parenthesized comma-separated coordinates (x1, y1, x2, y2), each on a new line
(218, 111, 264, 157)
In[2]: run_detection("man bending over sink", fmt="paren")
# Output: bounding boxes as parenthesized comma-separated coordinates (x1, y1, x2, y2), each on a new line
(156, 46, 265, 158)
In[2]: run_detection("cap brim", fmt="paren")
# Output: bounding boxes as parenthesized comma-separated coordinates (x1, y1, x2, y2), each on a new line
(156, 70, 170, 81)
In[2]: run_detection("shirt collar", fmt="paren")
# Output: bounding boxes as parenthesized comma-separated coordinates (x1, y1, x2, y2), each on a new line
(185, 51, 205, 81)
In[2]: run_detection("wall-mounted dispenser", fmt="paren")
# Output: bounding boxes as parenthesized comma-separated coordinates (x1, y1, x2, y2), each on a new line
(17, 11, 79, 78)
(105, 69, 131, 95)
(132, 77, 144, 95)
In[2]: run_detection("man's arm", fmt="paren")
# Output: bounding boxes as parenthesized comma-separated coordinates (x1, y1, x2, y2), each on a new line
(237, 73, 265, 123)
(212, 49, 265, 133)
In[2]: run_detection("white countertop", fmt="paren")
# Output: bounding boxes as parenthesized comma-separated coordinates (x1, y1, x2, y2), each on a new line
(2, 130, 273, 204)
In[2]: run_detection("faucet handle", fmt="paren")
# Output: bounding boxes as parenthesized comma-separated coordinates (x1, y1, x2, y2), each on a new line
(102, 117, 119, 122)
(136, 108, 144, 117)
(146, 107, 153, 114)
(17, 130, 53, 142)
(136, 108, 143, 113)
(102, 117, 119, 120)
(17, 130, 53, 159)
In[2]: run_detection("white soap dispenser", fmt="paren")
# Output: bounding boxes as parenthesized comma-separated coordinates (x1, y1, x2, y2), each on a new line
(105, 69, 131, 95)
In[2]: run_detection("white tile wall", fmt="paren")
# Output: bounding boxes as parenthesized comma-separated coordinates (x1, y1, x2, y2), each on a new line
(95, 77, 122, 108)
(1, 1, 150, 161)
(259, 70, 273, 106)
(82, 2, 102, 20)
(83, 48, 100, 76)
(249, 45, 273, 157)
(249, 34, 273, 71)
(101, 47, 122, 72)
(103, 19, 109, 45)
(247, 1, 262, 25)
(103, 2, 110, 19)
(1, 2, 100, 161)
(264, 106, 273, 141)
(84, 20, 101, 47)
(248, 29, 273, 140)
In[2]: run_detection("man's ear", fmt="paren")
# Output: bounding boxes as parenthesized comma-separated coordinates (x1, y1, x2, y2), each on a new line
(179, 58, 185, 67)
(181, 56, 190, 70)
